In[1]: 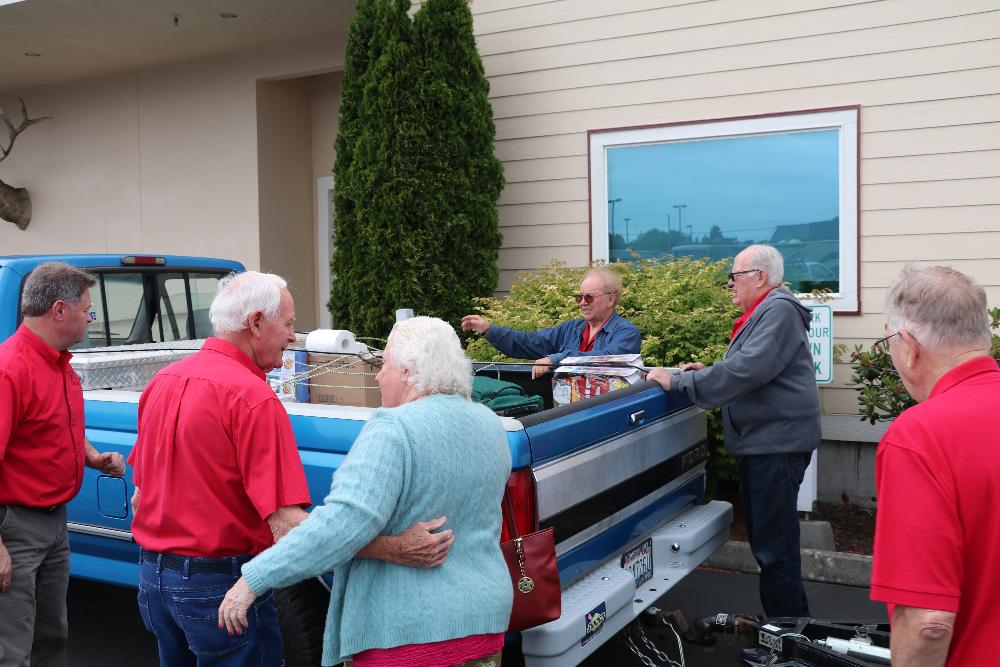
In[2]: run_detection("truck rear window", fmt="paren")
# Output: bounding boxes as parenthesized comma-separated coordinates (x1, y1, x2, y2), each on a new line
(76, 270, 228, 348)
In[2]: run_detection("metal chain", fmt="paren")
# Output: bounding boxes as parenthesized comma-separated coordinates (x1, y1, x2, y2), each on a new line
(622, 620, 686, 667)
(623, 631, 662, 667)
(636, 623, 678, 666)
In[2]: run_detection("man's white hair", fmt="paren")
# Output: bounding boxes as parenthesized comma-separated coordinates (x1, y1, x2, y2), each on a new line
(887, 265, 991, 352)
(209, 271, 288, 334)
(740, 244, 784, 287)
(386, 316, 472, 399)
(584, 266, 623, 307)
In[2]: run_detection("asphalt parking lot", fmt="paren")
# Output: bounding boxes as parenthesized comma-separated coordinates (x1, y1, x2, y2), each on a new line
(68, 568, 885, 666)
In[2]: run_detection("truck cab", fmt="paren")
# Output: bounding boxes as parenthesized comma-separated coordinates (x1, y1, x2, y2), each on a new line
(0, 254, 243, 344)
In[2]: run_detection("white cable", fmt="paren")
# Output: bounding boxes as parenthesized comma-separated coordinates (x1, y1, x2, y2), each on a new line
(666, 622, 686, 667)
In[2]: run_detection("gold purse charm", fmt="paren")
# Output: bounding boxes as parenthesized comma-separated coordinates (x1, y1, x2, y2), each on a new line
(514, 538, 534, 593)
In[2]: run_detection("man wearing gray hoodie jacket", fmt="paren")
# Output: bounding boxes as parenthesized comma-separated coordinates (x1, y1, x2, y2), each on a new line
(649, 244, 820, 619)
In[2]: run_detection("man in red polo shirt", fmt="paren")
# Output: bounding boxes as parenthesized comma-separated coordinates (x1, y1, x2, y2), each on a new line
(129, 271, 452, 667)
(0, 262, 126, 667)
(870, 266, 1000, 667)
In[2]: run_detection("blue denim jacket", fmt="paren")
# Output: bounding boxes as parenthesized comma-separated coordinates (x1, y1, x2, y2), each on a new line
(483, 312, 642, 366)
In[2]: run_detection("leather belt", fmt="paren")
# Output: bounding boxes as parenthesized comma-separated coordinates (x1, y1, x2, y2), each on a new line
(17, 504, 62, 513)
(141, 549, 252, 574)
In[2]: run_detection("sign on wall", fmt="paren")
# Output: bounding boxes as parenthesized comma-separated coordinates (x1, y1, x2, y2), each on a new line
(809, 305, 833, 384)
(799, 304, 833, 511)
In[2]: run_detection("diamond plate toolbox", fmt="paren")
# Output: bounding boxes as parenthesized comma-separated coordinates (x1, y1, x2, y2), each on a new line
(70, 341, 203, 390)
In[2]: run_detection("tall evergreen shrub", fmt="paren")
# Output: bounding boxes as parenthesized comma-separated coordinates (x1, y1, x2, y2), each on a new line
(328, 0, 378, 329)
(328, 0, 505, 337)
(413, 0, 504, 316)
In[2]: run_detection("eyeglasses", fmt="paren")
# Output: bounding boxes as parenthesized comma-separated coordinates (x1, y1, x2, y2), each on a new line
(727, 269, 760, 282)
(872, 332, 899, 354)
(573, 292, 613, 304)
(872, 331, 919, 354)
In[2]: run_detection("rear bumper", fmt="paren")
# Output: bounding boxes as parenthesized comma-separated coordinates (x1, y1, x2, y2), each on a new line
(522, 500, 733, 667)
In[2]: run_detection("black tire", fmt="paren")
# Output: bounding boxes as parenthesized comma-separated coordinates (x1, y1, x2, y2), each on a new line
(275, 577, 331, 667)
(501, 638, 525, 667)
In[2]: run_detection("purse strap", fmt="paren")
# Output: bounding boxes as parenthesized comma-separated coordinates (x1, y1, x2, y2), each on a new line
(502, 489, 521, 540)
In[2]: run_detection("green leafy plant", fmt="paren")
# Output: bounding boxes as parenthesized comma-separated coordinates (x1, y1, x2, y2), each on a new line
(850, 307, 1000, 423)
(466, 256, 742, 484)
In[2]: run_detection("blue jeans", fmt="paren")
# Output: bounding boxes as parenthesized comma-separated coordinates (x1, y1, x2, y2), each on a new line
(137, 550, 282, 667)
(740, 452, 812, 619)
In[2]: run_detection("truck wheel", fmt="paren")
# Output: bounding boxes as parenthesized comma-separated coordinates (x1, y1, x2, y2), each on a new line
(276, 578, 330, 667)
(501, 639, 525, 667)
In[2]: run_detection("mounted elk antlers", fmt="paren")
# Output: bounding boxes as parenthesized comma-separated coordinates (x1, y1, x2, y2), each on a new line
(0, 97, 52, 230)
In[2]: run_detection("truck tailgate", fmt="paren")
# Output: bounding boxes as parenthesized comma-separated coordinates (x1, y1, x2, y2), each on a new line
(522, 500, 732, 665)
(516, 381, 732, 665)
(520, 381, 710, 585)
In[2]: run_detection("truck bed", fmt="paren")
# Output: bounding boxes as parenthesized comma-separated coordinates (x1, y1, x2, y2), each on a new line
(71, 364, 730, 667)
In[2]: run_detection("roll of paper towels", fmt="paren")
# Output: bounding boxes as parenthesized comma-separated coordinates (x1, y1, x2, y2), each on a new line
(306, 329, 360, 354)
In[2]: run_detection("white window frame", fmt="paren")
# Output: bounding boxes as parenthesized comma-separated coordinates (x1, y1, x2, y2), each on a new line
(589, 108, 859, 313)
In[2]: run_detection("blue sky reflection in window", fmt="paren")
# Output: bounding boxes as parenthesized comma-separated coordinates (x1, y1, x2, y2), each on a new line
(606, 129, 840, 293)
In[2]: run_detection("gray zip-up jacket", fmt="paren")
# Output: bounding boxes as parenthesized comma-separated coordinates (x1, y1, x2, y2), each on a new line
(672, 288, 820, 457)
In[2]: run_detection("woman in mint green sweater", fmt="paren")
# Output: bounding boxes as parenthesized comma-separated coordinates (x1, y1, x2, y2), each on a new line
(218, 316, 513, 666)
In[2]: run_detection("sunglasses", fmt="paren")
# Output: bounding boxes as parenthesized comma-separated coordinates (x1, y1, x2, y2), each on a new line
(573, 292, 612, 304)
(727, 269, 760, 282)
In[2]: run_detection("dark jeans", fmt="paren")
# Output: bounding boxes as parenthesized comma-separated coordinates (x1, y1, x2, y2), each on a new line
(137, 550, 282, 667)
(0, 504, 69, 667)
(740, 452, 812, 619)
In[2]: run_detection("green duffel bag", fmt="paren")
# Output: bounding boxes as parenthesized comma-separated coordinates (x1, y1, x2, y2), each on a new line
(472, 375, 544, 418)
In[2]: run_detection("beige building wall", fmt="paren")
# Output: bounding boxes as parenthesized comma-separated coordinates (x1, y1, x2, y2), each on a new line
(308, 71, 344, 326)
(310, 72, 343, 181)
(469, 0, 1000, 418)
(257, 78, 317, 330)
(0, 34, 346, 303)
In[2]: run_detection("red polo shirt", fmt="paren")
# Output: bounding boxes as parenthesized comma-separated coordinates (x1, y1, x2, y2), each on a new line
(731, 288, 773, 340)
(0, 325, 87, 507)
(871, 356, 1000, 667)
(579, 323, 597, 352)
(128, 337, 311, 557)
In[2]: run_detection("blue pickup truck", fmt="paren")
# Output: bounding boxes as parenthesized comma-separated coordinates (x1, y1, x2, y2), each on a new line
(0, 254, 732, 666)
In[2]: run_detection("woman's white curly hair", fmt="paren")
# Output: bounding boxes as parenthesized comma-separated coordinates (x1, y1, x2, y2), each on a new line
(386, 316, 472, 399)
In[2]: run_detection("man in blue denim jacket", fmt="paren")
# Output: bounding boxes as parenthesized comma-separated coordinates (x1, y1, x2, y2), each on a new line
(462, 267, 642, 379)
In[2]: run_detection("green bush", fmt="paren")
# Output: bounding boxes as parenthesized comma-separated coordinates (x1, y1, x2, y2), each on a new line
(465, 257, 742, 484)
(850, 307, 1000, 423)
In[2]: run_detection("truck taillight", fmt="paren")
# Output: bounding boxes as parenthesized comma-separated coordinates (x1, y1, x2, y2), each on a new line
(501, 469, 538, 542)
(121, 256, 165, 265)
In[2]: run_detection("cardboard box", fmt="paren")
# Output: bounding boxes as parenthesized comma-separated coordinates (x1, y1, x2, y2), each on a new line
(552, 354, 646, 406)
(306, 352, 382, 408)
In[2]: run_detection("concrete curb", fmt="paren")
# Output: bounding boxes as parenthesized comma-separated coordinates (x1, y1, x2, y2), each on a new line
(704, 540, 872, 588)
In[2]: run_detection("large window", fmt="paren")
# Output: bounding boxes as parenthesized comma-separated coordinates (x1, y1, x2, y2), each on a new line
(589, 108, 859, 312)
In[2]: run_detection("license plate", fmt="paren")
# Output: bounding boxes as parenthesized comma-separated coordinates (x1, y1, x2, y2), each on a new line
(621, 537, 653, 588)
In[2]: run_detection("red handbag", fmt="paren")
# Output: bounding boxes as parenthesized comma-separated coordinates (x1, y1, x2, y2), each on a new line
(500, 492, 561, 632)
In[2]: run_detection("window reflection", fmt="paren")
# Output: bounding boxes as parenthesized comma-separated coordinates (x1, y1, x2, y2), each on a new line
(606, 129, 840, 293)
